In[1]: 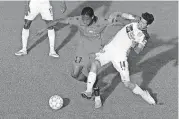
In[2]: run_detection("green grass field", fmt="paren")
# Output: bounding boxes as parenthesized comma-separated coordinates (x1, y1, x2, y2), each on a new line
(0, 1, 178, 119)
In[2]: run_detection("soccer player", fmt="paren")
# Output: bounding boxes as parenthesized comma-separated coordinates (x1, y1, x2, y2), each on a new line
(15, 0, 66, 57)
(81, 12, 156, 108)
(45, 7, 125, 82)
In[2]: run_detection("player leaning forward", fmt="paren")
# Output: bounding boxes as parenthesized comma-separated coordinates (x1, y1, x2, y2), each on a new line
(15, 0, 66, 57)
(82, 12, 156, 108)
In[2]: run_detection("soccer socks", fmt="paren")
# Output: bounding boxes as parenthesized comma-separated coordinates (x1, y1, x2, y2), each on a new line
(48, 29, 55, 52)
(86, 72, 97, 93)
(22, 28, 29, 51)
(132, 84, 144, 95)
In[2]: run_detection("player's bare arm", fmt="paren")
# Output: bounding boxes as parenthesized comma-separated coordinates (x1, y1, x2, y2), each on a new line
(46, 16, 79, 29)
(134, 38, 148, 54)
(108, 11, 140, 23)
(134, 29, 150, 54)
(47, 18, 69, 27)
(38, 16, 79, 35)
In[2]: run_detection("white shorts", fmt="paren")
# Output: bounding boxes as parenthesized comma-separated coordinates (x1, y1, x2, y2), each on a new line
(24, 5, 53, 21)
(95, 49, 130, 82)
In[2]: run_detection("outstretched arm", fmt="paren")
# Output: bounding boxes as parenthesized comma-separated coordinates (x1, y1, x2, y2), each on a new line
(108, 11, 140, 23)
(36, 16, 80, 36)
(46, 16, 81, 29)
(34, 18, 69, 36)
(47, 18, 69, 28)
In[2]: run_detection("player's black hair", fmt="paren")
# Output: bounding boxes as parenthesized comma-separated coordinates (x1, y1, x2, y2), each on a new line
(142, 12, 154, 25)
(81, 7, 94, 17)
(81, 7, 97, 22)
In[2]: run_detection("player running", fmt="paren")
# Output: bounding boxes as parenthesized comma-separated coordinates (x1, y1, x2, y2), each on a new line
(15, 0, 66, 57)
(81, 12, 156, 108)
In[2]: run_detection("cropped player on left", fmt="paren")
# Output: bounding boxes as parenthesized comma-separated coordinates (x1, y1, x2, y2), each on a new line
(15, 0, 66, 57)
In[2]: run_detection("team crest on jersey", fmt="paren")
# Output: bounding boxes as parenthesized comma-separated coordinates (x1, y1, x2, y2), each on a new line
(126, 24, 133, 33)
(126, 24, 135, 40)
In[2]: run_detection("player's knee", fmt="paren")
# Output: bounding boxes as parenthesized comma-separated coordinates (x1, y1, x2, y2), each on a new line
(45, 20, 54, 30)
(71, 72, 78, 79)
(89, 53, 96, 61)
(47, 26, 54, 30)
(90, 60, 101, 73)
(24, 20, 32, 29)
(71, 67, 82, 79)
(71, 60, 83, 78)
(76, 73, 87, 82)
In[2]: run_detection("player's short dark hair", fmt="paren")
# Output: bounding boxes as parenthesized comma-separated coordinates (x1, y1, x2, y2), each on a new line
(81, 7, 94, 18)
(142, 12, 154, 25)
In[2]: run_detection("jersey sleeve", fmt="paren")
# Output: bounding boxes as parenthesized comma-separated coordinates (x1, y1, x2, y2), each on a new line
(102, 17, 126, 27)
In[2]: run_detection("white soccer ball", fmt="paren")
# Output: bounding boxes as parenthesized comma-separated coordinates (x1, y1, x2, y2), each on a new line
(49, 95, 63, 110)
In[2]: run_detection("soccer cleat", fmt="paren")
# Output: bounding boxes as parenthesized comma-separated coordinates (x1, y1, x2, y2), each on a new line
(49, 51, 59, 58)
(141, 90, 156, 105)
(95, 96, 102, 108)
(15, 49, 27, 56)
(81, 91, 92, 99)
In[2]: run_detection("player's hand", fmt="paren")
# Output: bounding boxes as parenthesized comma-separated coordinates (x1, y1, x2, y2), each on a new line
(108, 12, 122, 23)
(60, 2, 67, 13)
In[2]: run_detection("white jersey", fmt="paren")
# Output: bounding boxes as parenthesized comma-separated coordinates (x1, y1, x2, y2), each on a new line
(104, 22, 147, 60)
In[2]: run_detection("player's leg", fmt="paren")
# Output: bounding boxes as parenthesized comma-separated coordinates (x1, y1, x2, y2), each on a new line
(80, 54, 101, 105)
(77, 72, 87, 83)
(41, 5, 59, 57)
(86, 53, 101, 103)
(81, 59, 101, 99)
(81, 50, 110, 108)
(77, 52, 95, 82)
(71, 44, 88, 79)
(71, 56, 84, 79)
(45, 20, 59, 57)
(15, 6, 38, 56)
(112, 60, 156, 105)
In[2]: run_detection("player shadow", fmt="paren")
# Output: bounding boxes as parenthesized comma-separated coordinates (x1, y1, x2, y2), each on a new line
(55, 26, 78, 52)
(95, 34, 178, 105)
(27, 1, 112, 54)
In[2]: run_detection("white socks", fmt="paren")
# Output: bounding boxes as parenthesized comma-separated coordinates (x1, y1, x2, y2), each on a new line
(22, 28, 29, 51)
(132, 84, 144, 95)
(48, 29, 55, 52)
(21, 28, 55, 53)
(86, 72, 97, 93)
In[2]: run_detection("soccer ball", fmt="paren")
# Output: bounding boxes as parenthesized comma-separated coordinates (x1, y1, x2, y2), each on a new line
(49, 95, 63, 110)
